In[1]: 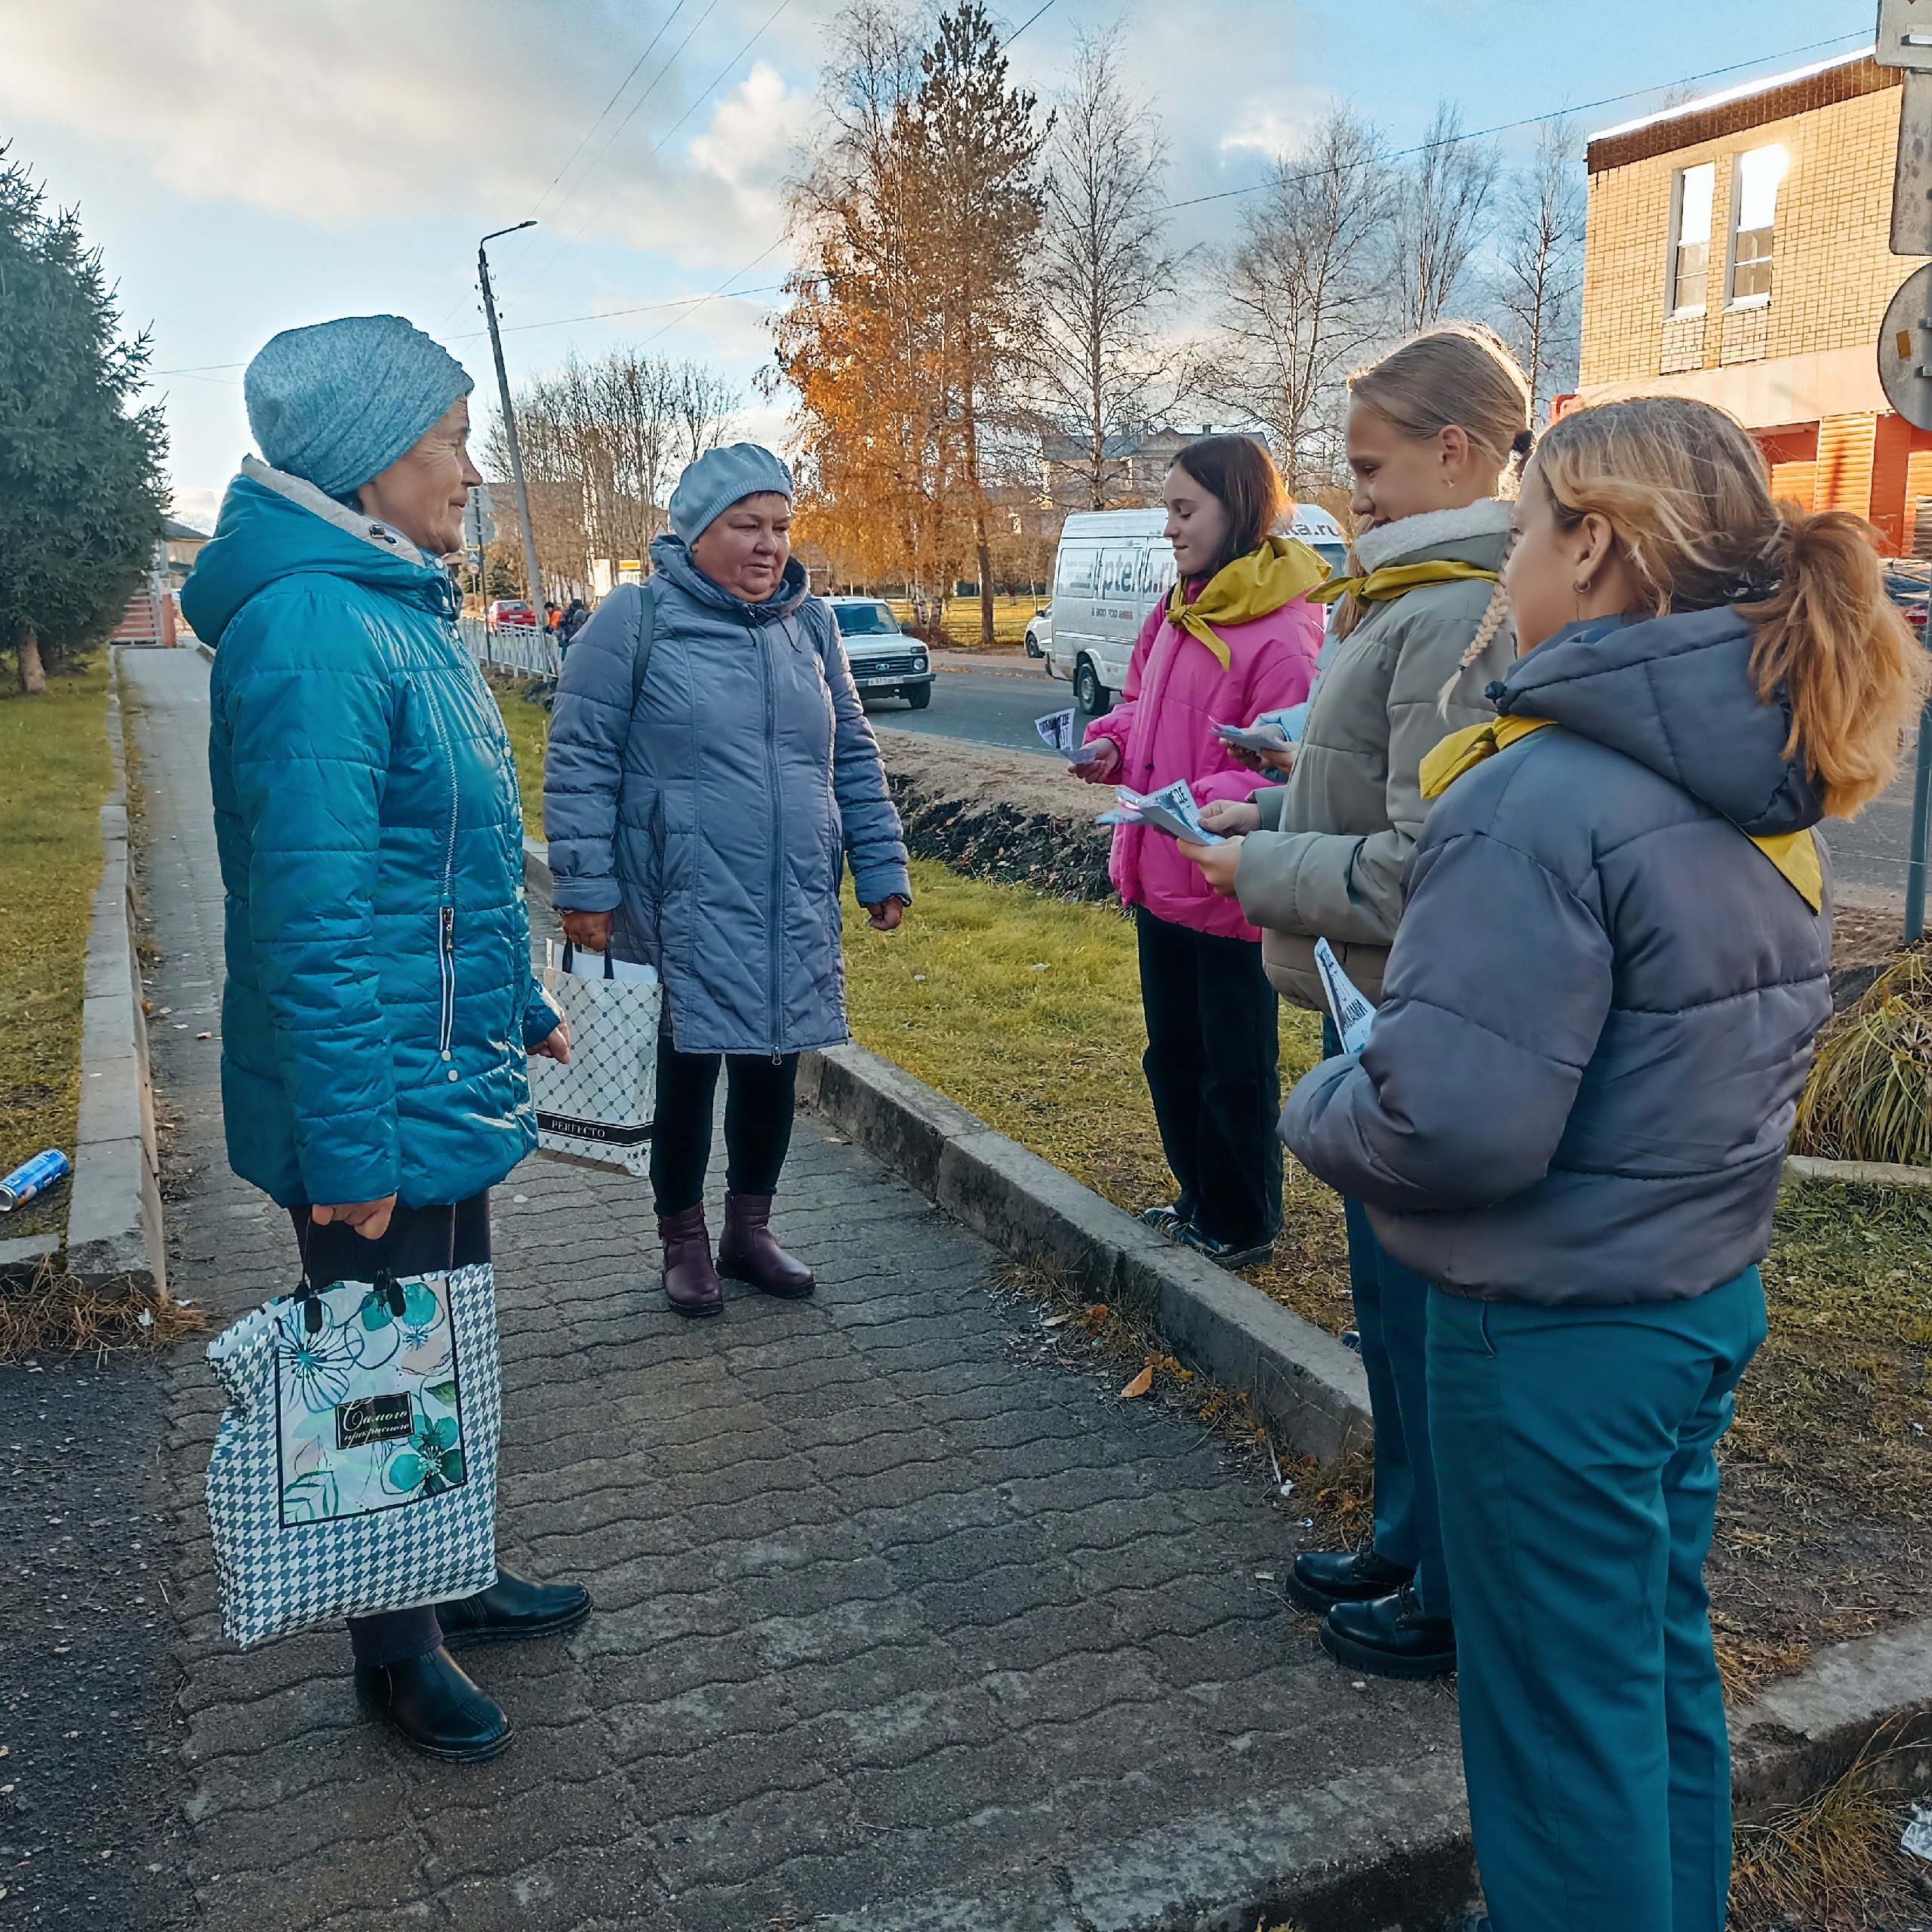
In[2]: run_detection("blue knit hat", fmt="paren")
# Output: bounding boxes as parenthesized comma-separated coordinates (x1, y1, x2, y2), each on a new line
(667, 442, 794, 543)
(245, 315, 475, 499)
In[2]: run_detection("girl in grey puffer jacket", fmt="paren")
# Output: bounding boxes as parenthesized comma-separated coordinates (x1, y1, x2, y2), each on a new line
(1282, 398, 1928, 1932)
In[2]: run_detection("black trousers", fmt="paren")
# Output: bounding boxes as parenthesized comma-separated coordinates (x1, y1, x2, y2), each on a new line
(290, 1195, 492, 1668)
(1134, 907, 1281, 1249)
(650, 1044, 800, 1217)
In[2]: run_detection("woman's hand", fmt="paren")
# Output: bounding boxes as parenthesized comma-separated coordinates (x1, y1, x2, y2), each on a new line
(1177, 835, 1244, 898)
(561, 909, 613, 952)
(1197, 798, 1260, 836)
(865, 896, 907, 932)
(531, 1018, 571, 1064)
(312, 1195, 398, 1241)
(1253, 743, 1297, 777)
(1075, 738, 1121, 784)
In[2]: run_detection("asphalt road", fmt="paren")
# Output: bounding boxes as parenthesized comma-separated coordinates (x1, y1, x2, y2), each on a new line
(869, 653, 1924, 910)
(864, 652, 1093, 758)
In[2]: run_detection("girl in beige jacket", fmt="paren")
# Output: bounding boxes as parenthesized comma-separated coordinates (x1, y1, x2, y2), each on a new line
(1186, 324, 1532, 1682)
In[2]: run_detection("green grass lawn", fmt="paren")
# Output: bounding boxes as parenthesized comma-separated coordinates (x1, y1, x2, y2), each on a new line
(489, 671, 550, 837)
(0, 657, 112, 1238)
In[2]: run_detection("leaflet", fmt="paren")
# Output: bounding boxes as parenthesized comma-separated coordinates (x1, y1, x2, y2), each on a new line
(1035, 707, 1102, 764)
(1214, 703, 1305, 752)
(1104, 780, 1226, 846)
(1313, 937, 1374, 1054)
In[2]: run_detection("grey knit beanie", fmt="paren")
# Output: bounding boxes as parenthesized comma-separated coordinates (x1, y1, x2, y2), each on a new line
(667, 443, 794, 543)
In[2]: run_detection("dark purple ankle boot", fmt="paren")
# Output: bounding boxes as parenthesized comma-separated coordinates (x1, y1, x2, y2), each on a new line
(718, 1194, 815, 1298)
(659, 1204, 723, 1316)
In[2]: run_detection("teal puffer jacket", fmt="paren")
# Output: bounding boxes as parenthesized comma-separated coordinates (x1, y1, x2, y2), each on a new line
(184, 458, 558, 1211)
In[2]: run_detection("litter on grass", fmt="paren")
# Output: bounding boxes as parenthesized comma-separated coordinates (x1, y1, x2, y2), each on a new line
(1903, 1804, 1932, 1862)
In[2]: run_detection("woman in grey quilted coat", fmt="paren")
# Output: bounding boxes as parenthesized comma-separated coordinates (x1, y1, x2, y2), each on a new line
(544, 444, 910, 1316)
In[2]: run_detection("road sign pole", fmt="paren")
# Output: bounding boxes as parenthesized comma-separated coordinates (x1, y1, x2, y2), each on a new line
(1907, 692, 1932, 943)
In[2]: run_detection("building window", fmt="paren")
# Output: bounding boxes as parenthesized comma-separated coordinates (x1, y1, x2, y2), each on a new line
(1728, 143, 1788, 306)
(1669, 163, 1715, 316)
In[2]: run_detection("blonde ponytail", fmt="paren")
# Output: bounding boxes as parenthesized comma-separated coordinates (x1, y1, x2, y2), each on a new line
(1533, 398, 1930, 820)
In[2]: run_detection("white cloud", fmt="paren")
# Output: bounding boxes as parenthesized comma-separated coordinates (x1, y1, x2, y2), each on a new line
(0, 0, 810, 271)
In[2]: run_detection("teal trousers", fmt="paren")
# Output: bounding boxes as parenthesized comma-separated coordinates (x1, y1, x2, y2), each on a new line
(1427, 1269, 1766, 1932)
(1324, 1017, 1450, 1617)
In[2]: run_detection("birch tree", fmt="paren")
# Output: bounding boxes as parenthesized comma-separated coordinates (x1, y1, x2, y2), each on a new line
(1201, 109, 1395, 489)
(1395, 101, 1500, 331)
(1033, 27, 1183, 511)
(1494, 120, 1585, 423)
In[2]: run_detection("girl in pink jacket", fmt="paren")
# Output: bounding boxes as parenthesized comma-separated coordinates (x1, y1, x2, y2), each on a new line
(1078, 435, 1325, 1267)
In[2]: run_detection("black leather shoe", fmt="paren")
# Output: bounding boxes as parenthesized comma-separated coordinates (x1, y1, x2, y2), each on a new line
(435, 1568, 592, 1647)
(1320, 1584, 1457, 1681)
(1284, 1544, 1415, 1615)
(353, 1647, 512, 1762)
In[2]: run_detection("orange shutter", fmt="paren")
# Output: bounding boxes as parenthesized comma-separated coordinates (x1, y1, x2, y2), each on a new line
(1868, 414, 1914, 555)
(1815, 414, 1878, 518)
(1769, 462, 1817, 510)
(1906, 448, 1932, 558)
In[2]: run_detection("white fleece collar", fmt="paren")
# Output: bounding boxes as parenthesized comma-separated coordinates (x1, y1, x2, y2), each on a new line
(1352, 497, 1512, 574)
(240, 453, 431, 568)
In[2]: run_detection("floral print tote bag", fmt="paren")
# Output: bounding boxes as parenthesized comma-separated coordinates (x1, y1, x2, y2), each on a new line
(204, 1264, 500, 1647)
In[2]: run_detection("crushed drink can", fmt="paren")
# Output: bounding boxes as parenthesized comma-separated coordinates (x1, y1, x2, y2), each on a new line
(0, 1149, 71, 1212)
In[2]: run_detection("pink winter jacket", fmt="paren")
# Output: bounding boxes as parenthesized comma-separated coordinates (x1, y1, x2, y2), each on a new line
(1083, 591, 1322, 940)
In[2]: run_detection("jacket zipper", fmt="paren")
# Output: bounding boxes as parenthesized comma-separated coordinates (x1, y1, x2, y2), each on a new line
(761, 615, 784, 1058)
(420, 662, 462, 1064)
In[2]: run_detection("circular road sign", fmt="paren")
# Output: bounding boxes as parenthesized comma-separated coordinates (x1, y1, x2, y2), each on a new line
(1881, 264, 1932, 430)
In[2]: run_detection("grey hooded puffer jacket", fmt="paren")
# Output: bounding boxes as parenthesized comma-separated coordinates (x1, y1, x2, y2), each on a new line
(1279, 606, 1833, 1306)
(543, 535, 911, 1057)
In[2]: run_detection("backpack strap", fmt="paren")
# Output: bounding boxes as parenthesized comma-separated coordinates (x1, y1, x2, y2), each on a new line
(629, 578, 662, 709)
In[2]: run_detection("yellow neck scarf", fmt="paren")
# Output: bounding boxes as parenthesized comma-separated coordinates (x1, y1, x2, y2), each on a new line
(1308, 558, 1500, 607)
(1420, 716, 1824, 912)
(1165, 535, 1332, 671)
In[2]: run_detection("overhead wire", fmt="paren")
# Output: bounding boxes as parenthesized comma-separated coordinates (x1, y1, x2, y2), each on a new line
(1160, 27, 1875, 213)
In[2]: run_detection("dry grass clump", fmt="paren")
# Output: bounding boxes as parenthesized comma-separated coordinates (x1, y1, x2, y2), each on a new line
(1729, 1730, 1929, 1930)
(0, 1256, 205, 1358)
(1793, 950, 1932, 1168)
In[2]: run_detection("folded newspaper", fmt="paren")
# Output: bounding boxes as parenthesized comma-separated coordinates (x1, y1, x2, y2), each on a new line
(1314, 937, 1374, 1054)
(1035, 707, 1102, 764)
(1100, 780, 1225, 845)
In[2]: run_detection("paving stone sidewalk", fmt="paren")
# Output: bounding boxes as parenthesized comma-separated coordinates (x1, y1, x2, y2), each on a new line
(120, 649, 1466, 1932)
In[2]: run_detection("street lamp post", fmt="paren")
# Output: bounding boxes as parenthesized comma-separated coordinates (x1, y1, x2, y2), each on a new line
(478, 221, 544, 623)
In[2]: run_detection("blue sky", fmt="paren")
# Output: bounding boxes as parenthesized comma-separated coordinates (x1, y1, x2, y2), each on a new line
(0, 0, 1879, 526)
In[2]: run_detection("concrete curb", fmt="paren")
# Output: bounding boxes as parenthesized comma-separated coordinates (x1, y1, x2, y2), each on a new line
(64, 648, 166, 1295)
(1783, 1152, 1932, 1190)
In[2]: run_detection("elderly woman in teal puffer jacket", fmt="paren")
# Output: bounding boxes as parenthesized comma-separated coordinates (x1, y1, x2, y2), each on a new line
(185, 314, 589, 1767)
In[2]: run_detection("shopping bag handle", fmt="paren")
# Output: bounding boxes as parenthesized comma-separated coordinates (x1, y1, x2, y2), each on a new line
(292, 1266, 405, 1333)
(560, 940, 615, 980)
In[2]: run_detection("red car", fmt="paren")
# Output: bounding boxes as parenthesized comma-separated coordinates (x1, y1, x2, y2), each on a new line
(485, 598, 537, 633)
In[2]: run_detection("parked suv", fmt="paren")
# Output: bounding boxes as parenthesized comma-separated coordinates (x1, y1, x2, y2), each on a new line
(486, 598, 537, 632)
(826, 597, 934, 709)
(1024, 600, 1052, 658)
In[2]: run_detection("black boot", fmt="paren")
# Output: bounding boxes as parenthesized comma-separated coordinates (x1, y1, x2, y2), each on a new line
(435, 1567, 592, 1647)
(353, 1647, 513, 1762)
(1284, 1544, 1415, 1616)
(1320, 1583, 1457, 1681)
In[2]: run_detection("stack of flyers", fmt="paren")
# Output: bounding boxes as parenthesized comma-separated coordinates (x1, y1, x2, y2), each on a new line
(1035, 707, 1101, 765)
(1313, 937, 1374, 1054)
(1214, 704, 1306, 752)
(1099, 780, 1225, 845)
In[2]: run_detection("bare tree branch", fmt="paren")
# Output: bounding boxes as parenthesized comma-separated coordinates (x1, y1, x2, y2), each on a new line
(1492, 118, 1585, 424)
(1395, 101, 1500, 332)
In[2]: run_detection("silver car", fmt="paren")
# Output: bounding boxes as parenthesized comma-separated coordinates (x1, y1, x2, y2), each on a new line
(827, 597, 934, 710)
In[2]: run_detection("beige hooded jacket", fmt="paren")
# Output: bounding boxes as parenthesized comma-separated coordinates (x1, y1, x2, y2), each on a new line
(1234, 499, 1515, 1012)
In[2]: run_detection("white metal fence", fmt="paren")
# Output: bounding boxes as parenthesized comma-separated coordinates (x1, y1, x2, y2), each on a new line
(460, 614, 560, 678)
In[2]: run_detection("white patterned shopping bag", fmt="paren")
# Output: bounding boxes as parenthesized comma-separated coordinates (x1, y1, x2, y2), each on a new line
(528, 939, 660, 1175)
(204, 1265, 501, 1648)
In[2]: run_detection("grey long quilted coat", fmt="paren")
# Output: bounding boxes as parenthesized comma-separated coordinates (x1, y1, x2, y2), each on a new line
(543, 536, 910, 1057)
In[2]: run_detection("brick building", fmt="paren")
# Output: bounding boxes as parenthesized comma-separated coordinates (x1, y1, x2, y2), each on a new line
(1575, 51, 1932, 554)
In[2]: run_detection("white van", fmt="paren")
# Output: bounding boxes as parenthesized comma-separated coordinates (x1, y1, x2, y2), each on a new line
(1045, 504, 1349, 712)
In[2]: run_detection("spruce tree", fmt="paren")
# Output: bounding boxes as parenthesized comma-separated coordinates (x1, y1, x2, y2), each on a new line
(0, 149, 167, 694)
